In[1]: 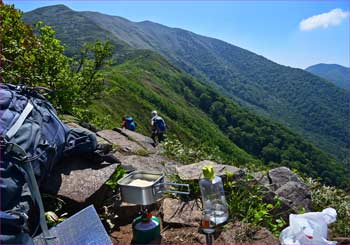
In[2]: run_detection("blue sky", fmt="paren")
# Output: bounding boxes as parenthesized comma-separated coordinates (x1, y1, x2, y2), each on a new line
(6, 0, 350, 69)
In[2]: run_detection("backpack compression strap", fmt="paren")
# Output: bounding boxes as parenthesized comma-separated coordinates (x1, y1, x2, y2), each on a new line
(5, 101, 33, 140)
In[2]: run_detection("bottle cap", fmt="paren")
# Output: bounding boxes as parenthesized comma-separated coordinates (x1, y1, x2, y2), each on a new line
(202, 165, 215, 181)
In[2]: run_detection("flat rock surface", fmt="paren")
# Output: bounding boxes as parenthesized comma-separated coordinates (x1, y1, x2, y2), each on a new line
(161, 227, 205, 244)
(97, 130, 144, 154)
(176, 160, 245, 181)
(215, 221, 280, 245)
(119, 154, 180, 175)
(110, 221, 279, 245)
(113, 128, 157, 154)
(42, 156, 119, 204)
(162, 198, 202, 227)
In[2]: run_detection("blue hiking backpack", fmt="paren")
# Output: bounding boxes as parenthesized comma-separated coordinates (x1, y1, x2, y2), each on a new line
(125, 116, 136, 131)
(0, 84, 97, 244)
(154, 116, 166, 133)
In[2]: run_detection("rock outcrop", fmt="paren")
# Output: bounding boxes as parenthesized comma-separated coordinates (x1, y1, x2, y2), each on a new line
(112, 128, 158, 154)
(41, 156, 119, 205)
(97, 129, 145, 154)
(44, 124, 181, 206)
(255, 167, 312, 211)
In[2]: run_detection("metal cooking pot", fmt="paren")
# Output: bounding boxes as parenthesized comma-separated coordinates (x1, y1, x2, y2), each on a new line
(117, 171, 190, 205)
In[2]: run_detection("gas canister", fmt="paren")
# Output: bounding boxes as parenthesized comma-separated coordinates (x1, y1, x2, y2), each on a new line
(132, 213, 160, 244)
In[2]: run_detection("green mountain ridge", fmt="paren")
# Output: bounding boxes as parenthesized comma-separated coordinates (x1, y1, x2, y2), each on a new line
(306, 63, 350, 90)
(23, 5, 350, 162)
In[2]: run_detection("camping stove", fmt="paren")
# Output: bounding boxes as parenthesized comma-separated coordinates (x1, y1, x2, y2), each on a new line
(117, 170, 190, 243)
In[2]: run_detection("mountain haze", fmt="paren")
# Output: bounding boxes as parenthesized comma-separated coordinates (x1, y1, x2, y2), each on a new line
(306, 63, 350, 90)
(23, 5, 350, 163)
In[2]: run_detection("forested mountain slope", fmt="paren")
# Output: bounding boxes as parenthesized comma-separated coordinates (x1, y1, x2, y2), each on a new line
(23, 5, 350, 162)
(306, 63, 350, 90)
(22, 5, 349, 187)
(92, 49, 347, 187)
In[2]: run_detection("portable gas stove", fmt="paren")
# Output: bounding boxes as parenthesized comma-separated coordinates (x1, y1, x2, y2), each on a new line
(117, 170, 190, 243)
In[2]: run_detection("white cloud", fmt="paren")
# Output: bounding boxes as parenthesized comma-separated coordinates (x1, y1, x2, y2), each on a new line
(299, 8, 349, 31)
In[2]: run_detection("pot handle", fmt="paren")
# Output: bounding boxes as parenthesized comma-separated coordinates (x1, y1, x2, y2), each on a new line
(154, 182, 190, 195)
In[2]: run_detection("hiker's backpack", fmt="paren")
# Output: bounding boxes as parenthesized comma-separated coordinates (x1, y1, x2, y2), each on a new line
(154, 116, 166, 133)
(0, 83, 71, 244)
(125, 116, 136, 131)
(0, 84, 98, 244)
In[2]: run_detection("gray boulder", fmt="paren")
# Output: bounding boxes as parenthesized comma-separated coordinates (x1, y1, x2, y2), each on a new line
(255, 166, 312, 211)
(267, 167, 300, 190)
(41, 156, 119, 205)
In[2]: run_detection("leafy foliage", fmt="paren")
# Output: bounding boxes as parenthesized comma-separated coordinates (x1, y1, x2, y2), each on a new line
(42, 194, 67, 227)
(105, 165, 126, 190)
(225, 174, 287, 237)
(1, 4, 112, 121)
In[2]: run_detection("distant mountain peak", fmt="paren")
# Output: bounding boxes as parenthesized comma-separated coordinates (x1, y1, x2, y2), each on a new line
(307, 63, 350, 69)
(25, 4, 72, 14)
(306, 63, 350, 90)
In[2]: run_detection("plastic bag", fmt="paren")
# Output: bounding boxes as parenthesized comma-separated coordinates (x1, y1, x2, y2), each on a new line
(280, 208, 337, 245)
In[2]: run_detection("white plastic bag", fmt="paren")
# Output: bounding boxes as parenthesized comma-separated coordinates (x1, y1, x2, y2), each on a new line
(280, 208, 337, 245)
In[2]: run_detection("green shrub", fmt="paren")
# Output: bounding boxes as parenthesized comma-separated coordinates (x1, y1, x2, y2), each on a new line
(225, 174, 287, 236)
(105, 165, 126, 190)
(304, 177, 350, 237)
(161, 137, 223, 164)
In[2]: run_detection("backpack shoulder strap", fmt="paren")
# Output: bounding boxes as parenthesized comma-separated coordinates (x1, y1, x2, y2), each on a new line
(1, 138, 52, 241)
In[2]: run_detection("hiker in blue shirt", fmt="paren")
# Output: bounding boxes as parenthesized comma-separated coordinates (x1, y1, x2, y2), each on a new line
(121, 115, 136, 131)
(151, 110, 166, 145)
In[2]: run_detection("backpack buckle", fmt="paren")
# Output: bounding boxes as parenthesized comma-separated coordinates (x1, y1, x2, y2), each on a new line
(3, 142, 28, 163)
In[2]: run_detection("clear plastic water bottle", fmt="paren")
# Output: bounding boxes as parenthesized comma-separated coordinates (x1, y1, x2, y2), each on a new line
(199, 166, 229, 225)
